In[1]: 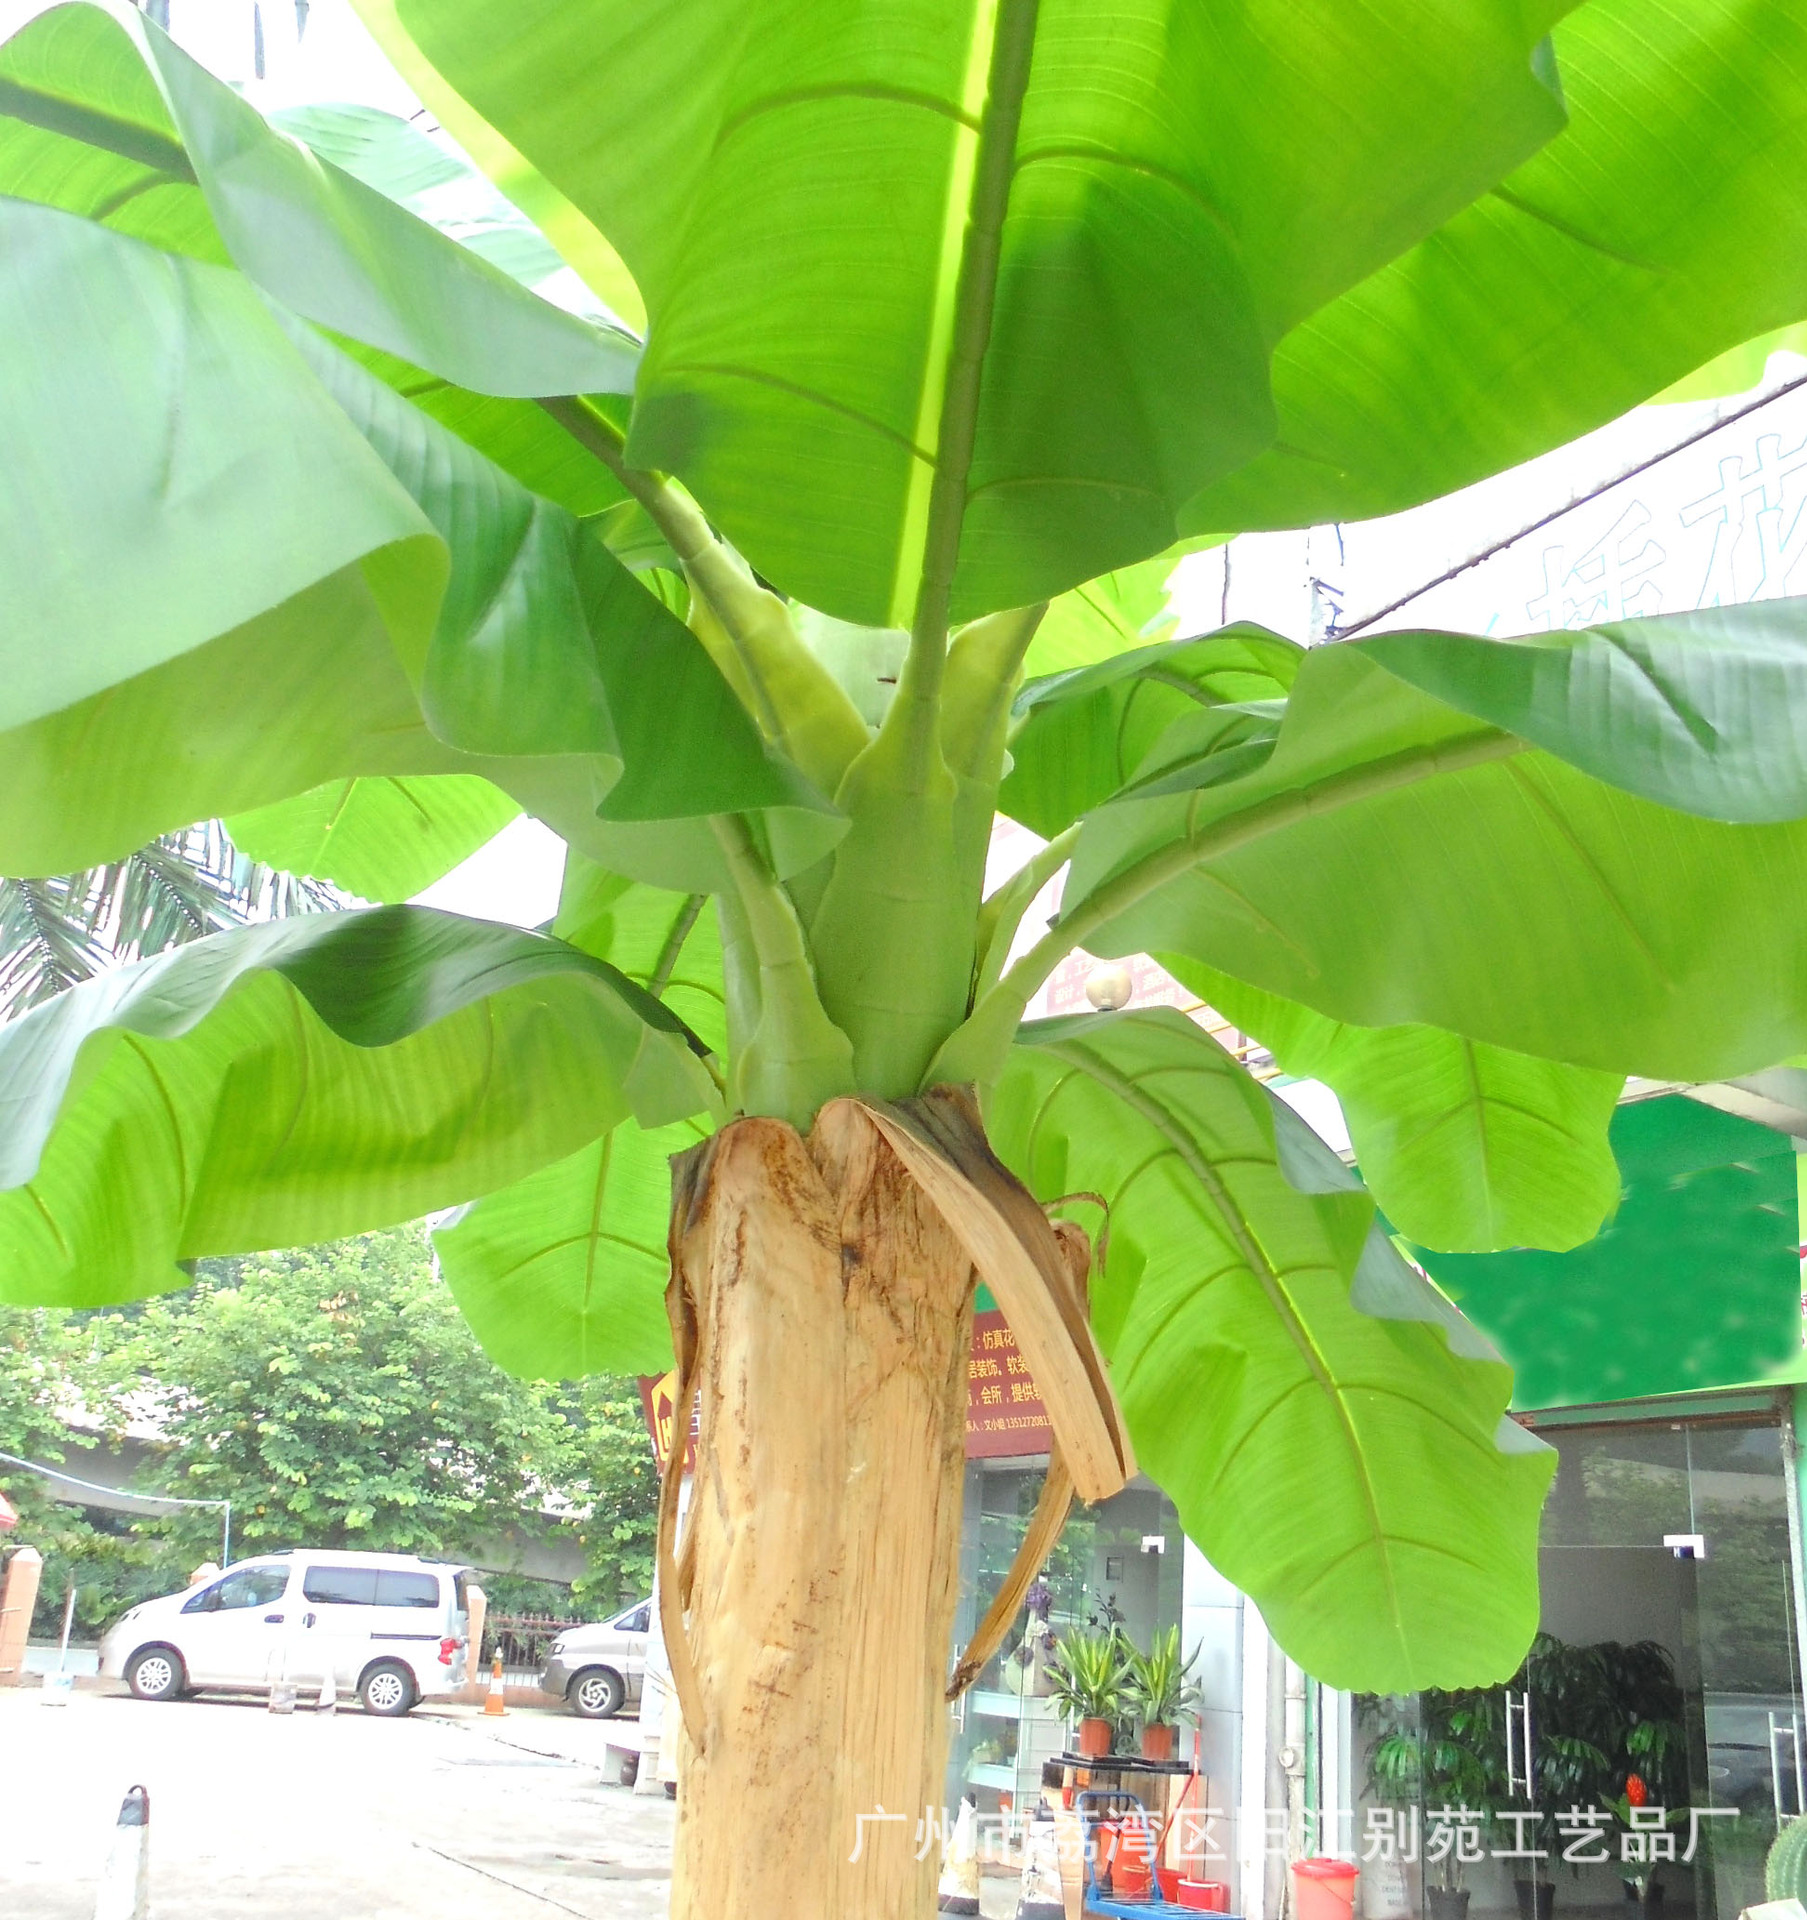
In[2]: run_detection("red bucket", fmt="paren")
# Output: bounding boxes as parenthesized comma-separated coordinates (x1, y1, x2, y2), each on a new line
(1293, 1857, 1359, 1920)
(1114, 1819, 1158, 1898)
(1179, 1881, 1231, 1911)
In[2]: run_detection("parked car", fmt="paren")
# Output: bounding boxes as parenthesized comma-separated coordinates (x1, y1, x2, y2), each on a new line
(98, 1550, 473, 1716)
(541, 1598, 652, 1718)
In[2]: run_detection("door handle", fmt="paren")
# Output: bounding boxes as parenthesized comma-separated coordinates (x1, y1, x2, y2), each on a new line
(1770, 1713, 1803, 1819)
(304, 1612, 317, 1629)
(1504, 1689, 1534, 1797)
(264, 1613, 284, 1624)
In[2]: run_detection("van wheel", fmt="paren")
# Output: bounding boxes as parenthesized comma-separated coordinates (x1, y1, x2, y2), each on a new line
(358, 1661, 416, 1717)
(569, 1667, 625, 1718)
(126, 1646, 186, 1701)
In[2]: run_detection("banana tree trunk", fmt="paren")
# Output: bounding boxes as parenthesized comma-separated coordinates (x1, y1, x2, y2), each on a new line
(663, 1103, 977, 1920)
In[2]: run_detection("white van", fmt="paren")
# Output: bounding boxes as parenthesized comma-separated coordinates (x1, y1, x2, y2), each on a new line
(98, 1550, 472, 1715)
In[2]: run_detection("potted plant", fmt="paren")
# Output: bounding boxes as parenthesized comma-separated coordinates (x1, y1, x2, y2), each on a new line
(1047, 1629, 1133, 1759)
(1591, 1644, 1686, 1920)
(1364, 1690, 1500, 1920)
(1128, 1627, 1201, 1763)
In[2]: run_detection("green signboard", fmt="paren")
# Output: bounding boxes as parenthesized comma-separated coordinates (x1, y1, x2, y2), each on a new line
(1413, 1095, 1801, 1410)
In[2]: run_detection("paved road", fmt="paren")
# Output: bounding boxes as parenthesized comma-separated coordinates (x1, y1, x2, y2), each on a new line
(0, 1688, 674, 1918)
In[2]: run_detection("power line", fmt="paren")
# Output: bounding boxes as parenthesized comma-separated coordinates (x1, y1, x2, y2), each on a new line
(1335, 369, 1807, 638)
(0, 1450, 231, 1562)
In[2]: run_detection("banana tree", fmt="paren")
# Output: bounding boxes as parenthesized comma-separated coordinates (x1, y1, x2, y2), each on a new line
(7, 2, 1807, 1913)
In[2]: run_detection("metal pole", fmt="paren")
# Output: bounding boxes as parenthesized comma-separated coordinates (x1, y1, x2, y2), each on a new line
(1782, 1396, 1807, 1775)
(57, 1583, 75, 1672)
(221, 1502, 231, 1568)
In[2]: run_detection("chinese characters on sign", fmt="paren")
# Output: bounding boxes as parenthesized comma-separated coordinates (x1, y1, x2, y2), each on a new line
(1361, 1805, 1737, 1866)
(847, 1803, 1233, 1868)
(965, 1309, 1053, 1457)
(848, 1802, 1738, 1868)
(641, 1314, 1059, 1473)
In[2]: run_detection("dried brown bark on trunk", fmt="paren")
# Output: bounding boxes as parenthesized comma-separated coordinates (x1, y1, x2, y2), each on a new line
(664, 1099, 976, 1920)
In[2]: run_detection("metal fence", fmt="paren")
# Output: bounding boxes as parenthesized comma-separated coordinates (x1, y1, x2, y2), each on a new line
(482, 1611, 583, 1686)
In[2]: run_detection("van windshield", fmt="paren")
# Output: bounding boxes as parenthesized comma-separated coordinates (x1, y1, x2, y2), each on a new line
(183, 1565, 289, 1613)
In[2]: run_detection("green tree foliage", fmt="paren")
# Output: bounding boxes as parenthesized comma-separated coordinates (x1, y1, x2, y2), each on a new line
(555, 1374, 661, 1612)
(0, 1230, 661, 1630)
(96, 1227, 569, 1559)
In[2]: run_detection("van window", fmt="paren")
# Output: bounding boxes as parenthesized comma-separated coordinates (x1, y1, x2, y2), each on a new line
(619, 1603, 651, 1633)
(183, 1566, 289, 1613)
(374, 1570, 440, 1609)
(302, 1565, 378, 1606)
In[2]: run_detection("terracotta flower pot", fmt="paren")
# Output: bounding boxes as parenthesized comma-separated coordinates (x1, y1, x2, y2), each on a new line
(1077, 1715, 1114, 1757)
(1141, 1722, 1177, 1762)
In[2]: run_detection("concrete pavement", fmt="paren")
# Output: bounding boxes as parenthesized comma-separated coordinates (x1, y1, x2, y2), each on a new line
(0, 1687, 674, 1918)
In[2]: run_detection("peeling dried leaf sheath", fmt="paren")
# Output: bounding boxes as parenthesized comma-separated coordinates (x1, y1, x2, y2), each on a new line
(944, 1215, 1093, 1698)
(849, 1086, 1134, 1502)
(655, 1140, 712, 1749)
(946, 1449, 1073, 1700)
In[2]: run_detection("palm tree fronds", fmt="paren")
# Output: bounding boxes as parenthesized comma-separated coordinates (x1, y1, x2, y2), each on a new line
(0, 824, 341, 1020)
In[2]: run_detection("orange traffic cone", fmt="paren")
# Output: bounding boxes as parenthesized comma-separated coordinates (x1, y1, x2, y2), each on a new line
(484, 1651, 506, 1717)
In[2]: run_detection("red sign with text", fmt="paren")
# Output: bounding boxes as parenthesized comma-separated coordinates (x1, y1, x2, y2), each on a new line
(640, 1310, 1052, 1471)
(965, 1308, 1052, 1457)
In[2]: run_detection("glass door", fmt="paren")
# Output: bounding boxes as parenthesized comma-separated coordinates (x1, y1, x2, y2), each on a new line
(1351, 1413, 1803, 1920)
(1527, 1416, 1802, 1920)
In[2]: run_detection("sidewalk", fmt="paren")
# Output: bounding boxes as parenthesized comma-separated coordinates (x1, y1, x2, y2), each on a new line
(421, 1698, 656, 1770)
(0, 1686, 674, 1919)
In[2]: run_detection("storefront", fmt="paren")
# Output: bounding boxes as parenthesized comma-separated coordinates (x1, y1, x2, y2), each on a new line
(940, 1066, 1807, 1920)
(946, 1456, 1189, 1811)
(1323, 1093, 1807, 1920)
(1331, 1395, 1805, 1920)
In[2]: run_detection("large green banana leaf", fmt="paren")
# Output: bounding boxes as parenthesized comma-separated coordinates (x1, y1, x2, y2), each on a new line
(369, 0, 1807, 624)
(1058, 606, 1807, 1081)
(989, 1008, 1554, 1691)
(436, 1117, 702, 1379)
(1182, 0, 1807, 535)
(0, 3, 633, 520)
(377, 0, 1566, 623)
(433, 855, 727, 1377)
(268, 101, 573, 296)
(0, 195, 838, 882)
(224, 776, 522, 905)
(0, 907, 718, 1310)
(352, 0, 646, 332)
(1164, 957, 1625, 1255)
(0, 0, 635, 395)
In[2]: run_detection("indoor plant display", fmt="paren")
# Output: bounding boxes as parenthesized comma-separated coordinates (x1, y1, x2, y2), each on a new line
(1593, 1644, 1687, 1920)
(1128, 1627, 1201, 1763)
(1364, 1690, 1500, 1920)
(1047, 1629, 1133, 1759)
